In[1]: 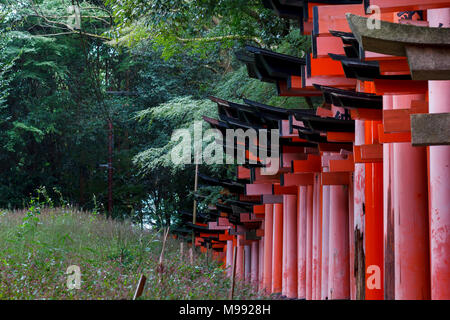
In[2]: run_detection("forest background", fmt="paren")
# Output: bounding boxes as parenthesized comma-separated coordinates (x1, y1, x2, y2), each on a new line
(0, 0, 314, 229)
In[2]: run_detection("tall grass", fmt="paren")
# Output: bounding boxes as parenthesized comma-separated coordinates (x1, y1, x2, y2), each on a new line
(0, 207, 266, 300)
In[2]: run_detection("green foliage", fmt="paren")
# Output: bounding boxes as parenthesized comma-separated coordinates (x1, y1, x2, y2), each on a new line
(0, 0, 316, 230)
(0, 208, 264, 299)
(105, 0, 290, 59)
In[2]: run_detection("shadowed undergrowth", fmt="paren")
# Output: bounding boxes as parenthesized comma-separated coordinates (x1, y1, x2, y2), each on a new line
(0, 207, 266, 300)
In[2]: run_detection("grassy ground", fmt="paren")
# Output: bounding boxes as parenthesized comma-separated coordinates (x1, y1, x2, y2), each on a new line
(0, 207, 266, 300)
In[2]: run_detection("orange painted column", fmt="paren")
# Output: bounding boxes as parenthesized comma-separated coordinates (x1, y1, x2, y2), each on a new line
(393, 94, 430, 300)
(383, 95, 395, 300)
(263, 204, 274, 293)
(321, 170, 331, 300)
(226, 240, 233, 277)
(282, 197, 288, 296)
(316, 173, 322, 300)
(298, 186, 307, 299)
(236, 235, 245, 280)
(348, 172, 356, 300)
(428, 8, 450, 300)
(328, 185, 350, 299)
(285, 194, 298, 298)
(312, 173, 322, 299)
(244, 244, 251, 282)
(272, 203, 283, 293)
(365, 121, 384, 299)
(251, 241, 259, 287)
(354, 119, 365, 300)
(259, 238, 264, 292)
(306, 185, 314, 299)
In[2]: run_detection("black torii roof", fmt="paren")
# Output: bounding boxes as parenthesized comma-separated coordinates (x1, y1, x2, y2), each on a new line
(313, 84, 383, 109)
(223, 198, 261, 208)
(219, 114, 266, 131)
(329, 54, 412, 81)
(235, 50, 275, 83)
(202, 116, 230, 135)
(236, 46, 305, 84)
(301, 115, 355, 133)
(198, 173, 246, 194)
(210, 96, 315, 130)
(209, 96, 267, 127)
(328, 30, 361, 59)
(185, 222, 225, 235)
(179, 210, 217, 224)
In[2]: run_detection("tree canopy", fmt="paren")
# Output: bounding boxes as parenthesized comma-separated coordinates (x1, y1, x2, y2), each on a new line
(0, 0, 314, 229)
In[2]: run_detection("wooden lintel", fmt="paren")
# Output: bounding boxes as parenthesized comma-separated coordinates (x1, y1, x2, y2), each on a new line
(239, 195, 261, 202)
(329, 157, 355, 172)
(354, 144, 383, 163)
(351, 108, 382, 121)
(373, 79, 428, 95)
(282, 172, 314, 186)
(383, 102, 427, 133)
(219, 234, 234, 241)
(321, 172, 350, 185)
(262, 194, 283, 204)
(383, 109, 412, 133)
(365, 0, 450, 13)
(273, 184, 298, 195)
(378, 124, 411, 143)
(327, 131, 355, 142)
(254, 213, 265, 219)
(253, 204, 265, 214)
(319, 143, 353, 153)
(292, 155, 321, 173)
(246, 183, 273, 196)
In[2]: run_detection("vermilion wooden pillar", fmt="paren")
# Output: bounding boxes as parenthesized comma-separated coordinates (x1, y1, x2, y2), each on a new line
(354, 119, 366, 299)
(282, 197, 288, 296)
(298, 186, 307, 299)
(393, 94, 430, 300)
(321, 169, 331, 300)
(251, 241, 259, 287)
(237, 234, 245, 280)
(245, 244, 251, 282)
(312, 173, 322, 299)
(285, 194, 298, 298)
(348, 171, 356, 300)
(428, 8, 450, 300)
(329, 185, 350, 299)
(306, 185, 314, 300)
(365, 121, 384, 300)
(263, 204, 274, 294)
(259, 238, 264, 292)
(272, 203, 283, 293)
(318, 175, 322, 300)
(383, 95, 395, 300)
(226, 240, 233, 277)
